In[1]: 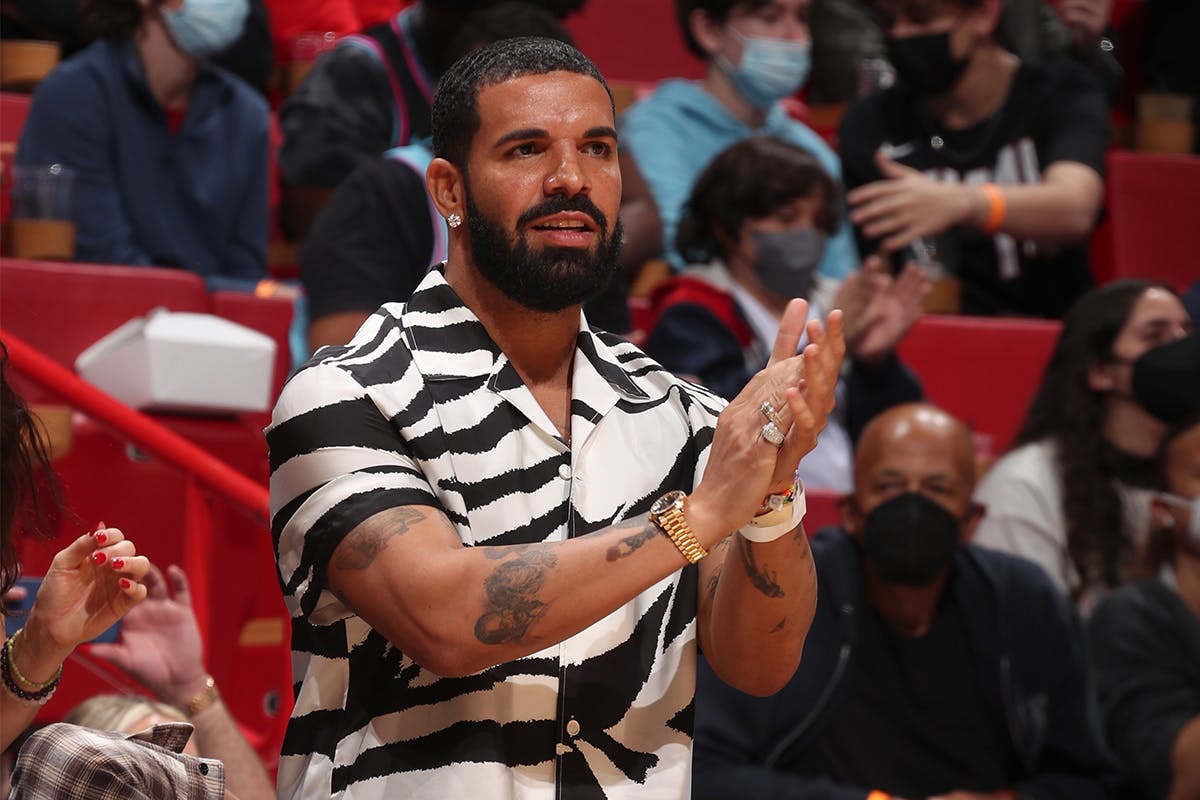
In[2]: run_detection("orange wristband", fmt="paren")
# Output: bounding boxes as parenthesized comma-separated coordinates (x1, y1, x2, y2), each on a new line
(980, 182, 1006, 233)
(866, 792, 892, 800)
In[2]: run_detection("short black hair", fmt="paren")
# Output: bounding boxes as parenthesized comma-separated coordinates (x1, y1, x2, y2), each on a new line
(675, 0, 772, 60)
(432, 36, 613, 169)
(870, 0, 986, 30)
(426, 0, 587, 17)
(82, 0, 148, 41)
(676, 135, 840, 263)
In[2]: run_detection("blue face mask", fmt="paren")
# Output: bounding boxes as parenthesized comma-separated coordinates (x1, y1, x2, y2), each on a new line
(721, 30, 812, 110)
(163, 0, 249, 59)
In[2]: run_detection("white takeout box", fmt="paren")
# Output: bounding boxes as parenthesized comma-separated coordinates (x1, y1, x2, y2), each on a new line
(75, 308, 276, 414)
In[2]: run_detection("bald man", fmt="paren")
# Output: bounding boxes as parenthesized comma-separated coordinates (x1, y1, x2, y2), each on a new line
(693, 403, 1117, 800)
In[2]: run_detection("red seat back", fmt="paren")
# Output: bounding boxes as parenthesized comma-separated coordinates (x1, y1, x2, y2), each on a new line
(897, 314, 1062, 459)
(804, 487, 845, 536)
(1105, 151, 1200, 293)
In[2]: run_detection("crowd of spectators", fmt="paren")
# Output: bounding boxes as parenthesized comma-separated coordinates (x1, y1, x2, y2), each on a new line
(3, 0, 1200, 798)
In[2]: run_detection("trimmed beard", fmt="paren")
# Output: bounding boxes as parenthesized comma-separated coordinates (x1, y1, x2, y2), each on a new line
(463, 183, 624, 314)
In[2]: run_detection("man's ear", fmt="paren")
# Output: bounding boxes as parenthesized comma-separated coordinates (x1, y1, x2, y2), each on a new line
(839, 494, 863, 535)
(427, 157, 465, 223)
(960, 500, 986, 544)
(967, 0, 1004, 39)
(688, 8, 726, 58)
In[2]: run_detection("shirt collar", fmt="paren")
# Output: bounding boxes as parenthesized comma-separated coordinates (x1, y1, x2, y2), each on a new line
(401, 267, 650, 403)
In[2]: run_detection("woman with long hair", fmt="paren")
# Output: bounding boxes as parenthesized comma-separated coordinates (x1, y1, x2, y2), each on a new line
(0, 346, 149, 750)
(974, 280, 1193, 610)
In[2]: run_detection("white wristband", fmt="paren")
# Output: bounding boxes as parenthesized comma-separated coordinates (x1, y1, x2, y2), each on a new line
(739, 486, 806, 543)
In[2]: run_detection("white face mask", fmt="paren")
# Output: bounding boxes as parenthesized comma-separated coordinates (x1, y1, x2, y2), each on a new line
(718, 29, 812, 109)
(162, 0, 249, 59)
(1160, 493, 1200, 550)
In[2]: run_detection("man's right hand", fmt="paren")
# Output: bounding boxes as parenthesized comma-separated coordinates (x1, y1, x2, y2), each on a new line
(691, 300, 844, 540)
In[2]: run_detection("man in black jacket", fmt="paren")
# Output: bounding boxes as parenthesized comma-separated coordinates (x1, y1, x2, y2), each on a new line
(693, 402, 1116, 800)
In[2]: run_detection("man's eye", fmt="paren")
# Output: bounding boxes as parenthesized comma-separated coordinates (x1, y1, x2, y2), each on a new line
(583, 142, 611, 156)
(510, 143, 537, 157)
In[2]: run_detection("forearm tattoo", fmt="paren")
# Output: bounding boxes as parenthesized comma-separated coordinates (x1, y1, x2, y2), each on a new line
(605, 517, 658, 562)
(737, 536, 785, 599)
(334, 507, 425, 571)
(474, 545, 557, 645)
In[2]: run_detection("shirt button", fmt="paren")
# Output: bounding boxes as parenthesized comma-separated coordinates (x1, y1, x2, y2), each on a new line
(566, 718, 581, 737)
(199, 763, 209, 776)
(558, 463, 572, 481)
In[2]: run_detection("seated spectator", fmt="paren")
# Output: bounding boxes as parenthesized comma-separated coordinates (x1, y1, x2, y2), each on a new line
(693, 402, 1117, 800)
(839, 0, 1108, 317)
(82, 563, 275, 800)
(620, 0, 859, 279)
(643, 135, 925, 490)
(1089, 351, 1200, 800)
(9, 722, 228, 799)
(277, 0, 586, 238)
(974, 280, 1193, 611)
(14, 0, 269, 285)
(299, 2, 633, 351)
(1, 348, 149, 751)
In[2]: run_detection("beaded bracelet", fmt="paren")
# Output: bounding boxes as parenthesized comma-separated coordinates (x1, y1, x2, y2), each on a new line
(7, 628, 61, 689)
(1, 629, 61, 705)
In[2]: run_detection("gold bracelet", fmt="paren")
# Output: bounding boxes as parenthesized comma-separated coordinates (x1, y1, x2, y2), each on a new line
(6, 628, 63, 691)
(183, 675, 220, 717)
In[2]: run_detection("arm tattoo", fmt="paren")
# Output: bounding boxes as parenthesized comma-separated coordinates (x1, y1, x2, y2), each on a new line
(769, 617, 786, 634)
(737, 536, 785, 599)
(334, 507, 425, 571)
(705, 538, 732, 599)
(606, 518, 658, 562)
(474, 545, 557, 645)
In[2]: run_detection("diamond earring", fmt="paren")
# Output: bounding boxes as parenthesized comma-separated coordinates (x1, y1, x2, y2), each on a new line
(447, 213, 462, 229)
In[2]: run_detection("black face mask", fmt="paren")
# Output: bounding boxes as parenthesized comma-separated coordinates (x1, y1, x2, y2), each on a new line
(1132, 336, 1200, 425)
(860, 492, 960, 585)
(886, 30, 969, 98)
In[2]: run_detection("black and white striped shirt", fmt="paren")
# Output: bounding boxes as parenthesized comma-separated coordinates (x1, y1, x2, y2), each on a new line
(268, 268, 727, 799)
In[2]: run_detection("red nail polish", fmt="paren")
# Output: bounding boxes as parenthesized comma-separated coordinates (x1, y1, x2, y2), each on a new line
(94, 531, 108, 544)
(119, 578, 131, 590)
(111, 557, 125, 569)
(92, 551, 106, 565)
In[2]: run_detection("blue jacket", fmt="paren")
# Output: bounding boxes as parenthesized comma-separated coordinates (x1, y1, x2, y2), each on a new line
(17, 39, 268, 282)
(693, 529, 1117, 800)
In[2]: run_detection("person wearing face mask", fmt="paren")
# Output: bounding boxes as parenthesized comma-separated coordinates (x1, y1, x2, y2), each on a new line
(1088, 368, 1200, 800)
(619, 0, 860, 281)
(974, 281, 1195, 613)
(692, 402, 1117, 800)
(14, 0, 268, 285)
(837, 0, 1108, 318)
(643, 136, 926, 491)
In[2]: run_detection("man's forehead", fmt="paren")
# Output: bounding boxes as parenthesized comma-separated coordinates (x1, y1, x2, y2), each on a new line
(474, 72, 615, 138)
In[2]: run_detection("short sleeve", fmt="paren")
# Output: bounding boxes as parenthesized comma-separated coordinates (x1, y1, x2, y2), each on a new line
(1038, 61, 1108, 176)
(267, 353, 438, 613)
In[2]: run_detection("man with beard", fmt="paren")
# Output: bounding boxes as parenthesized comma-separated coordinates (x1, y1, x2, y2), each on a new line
(266, 36, 843, 799)
(693, 403, 1117, 800)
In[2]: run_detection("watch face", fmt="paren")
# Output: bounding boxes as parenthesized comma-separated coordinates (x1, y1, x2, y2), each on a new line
(650, 490, 685, 517)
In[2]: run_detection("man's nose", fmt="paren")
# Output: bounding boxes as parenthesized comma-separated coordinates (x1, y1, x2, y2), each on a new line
(543, 144, 588, 196)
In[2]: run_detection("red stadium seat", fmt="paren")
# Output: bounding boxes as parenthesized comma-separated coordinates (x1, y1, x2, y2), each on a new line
(896, 314, 1062, 460)
(804, 487, 845, 536)
(1103, 150, 1200, 293)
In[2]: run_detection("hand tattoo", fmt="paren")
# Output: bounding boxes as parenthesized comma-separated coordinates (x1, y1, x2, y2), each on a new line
(474, 545, 557, 645)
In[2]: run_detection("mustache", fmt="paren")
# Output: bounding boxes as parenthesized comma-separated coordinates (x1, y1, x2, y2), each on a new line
(516, 194, 609, 235)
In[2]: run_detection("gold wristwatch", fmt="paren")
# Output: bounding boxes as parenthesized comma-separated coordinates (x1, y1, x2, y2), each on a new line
(648, 490, 708, 563)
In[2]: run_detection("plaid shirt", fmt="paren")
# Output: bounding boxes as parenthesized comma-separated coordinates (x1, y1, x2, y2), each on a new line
(10, 722, 226, 799)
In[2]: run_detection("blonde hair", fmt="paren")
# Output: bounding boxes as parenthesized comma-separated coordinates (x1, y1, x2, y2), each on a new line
(65, 694, 185, 734)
